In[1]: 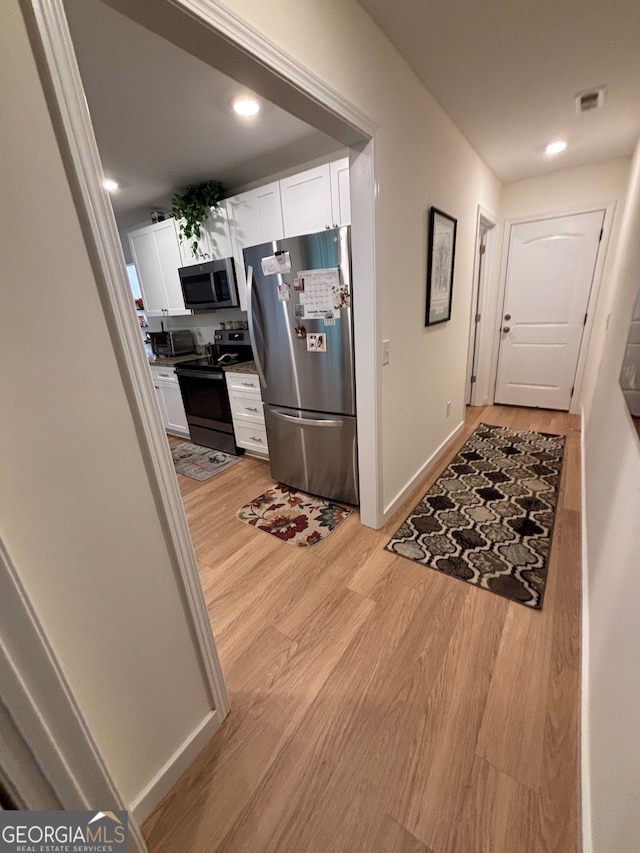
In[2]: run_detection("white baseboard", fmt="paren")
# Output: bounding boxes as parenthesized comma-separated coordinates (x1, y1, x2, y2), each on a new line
(579, 408, 593, 853)
(130, 709, 222, 824)
(382, 420, 465, 523)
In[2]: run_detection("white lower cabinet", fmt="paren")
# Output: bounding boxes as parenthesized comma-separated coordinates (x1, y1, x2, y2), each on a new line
(150, 365, 189, 437)
(225, 371, 269, 457)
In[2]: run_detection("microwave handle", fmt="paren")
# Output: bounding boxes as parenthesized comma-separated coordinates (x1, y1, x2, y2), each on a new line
(246, 265, 267, 390)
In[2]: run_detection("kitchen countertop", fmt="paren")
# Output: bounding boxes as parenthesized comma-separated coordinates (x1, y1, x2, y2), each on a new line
(148, 355, 259, 374)
(222, 360, 258, 375)
(148, 354, 200, 367)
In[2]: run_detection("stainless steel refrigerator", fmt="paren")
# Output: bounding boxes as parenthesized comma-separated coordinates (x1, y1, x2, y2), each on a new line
(245, 226, 358, 505)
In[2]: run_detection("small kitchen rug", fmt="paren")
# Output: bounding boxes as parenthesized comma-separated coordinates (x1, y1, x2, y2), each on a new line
(237, 484, 352, 547)
(171, 442, 241, 481)
(385, 423, 565, 609)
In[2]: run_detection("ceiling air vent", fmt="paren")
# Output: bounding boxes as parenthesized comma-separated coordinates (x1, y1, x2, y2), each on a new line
(576, 86, 606, 113)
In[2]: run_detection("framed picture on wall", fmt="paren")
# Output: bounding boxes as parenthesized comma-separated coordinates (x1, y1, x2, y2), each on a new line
(425, 207, 457, 326)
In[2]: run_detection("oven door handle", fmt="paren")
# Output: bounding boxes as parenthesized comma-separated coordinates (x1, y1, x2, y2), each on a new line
(176, 369, 224, 380)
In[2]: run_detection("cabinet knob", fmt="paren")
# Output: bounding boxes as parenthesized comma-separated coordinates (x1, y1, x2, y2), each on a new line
(250, 436, 263, 442)
(246, 406, 258, 412)
(502, 326, 511, 333)
(504, 313, 511, 321)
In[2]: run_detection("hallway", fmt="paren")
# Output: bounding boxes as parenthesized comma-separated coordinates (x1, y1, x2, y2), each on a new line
(144, 405, 581, 852)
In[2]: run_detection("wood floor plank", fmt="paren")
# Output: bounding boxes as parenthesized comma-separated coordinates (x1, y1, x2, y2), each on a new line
(475, 600, 553, 790)
(538, 508, 581, 853)
(368, 814, 435, 853)
(387, 588, 509, 853)
(214, 566, 465, 852)
(451, 755, 541, 853)
(145, 407, 581, 853)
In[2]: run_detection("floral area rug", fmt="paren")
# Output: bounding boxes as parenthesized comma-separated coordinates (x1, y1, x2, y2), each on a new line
(171, 442, 241, 481)
(385, 423, 565, 608)
(237, 484, 352, 547)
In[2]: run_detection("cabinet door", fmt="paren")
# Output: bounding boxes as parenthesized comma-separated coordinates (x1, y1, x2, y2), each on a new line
(206, 202, 234, 259)
(330, 157, 351, 226)
(255, 183, 284, 243)
(129, 228, 167, 317)
(155, 221, 191, 315)
(280, 164, 333, 237)
(227, 183, 283, 248)
(129, 220, 190, 316)
(227, 185, 284, 312)
(156, 379, 189, 436)
(175, 218, 212, 267)
(176, 204, 234, 266)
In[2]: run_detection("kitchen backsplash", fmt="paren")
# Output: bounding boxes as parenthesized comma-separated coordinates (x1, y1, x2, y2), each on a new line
(147, 309, 248, 344)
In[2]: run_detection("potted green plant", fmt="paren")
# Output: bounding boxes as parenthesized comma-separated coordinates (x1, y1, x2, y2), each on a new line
(171, 179, 226, 258)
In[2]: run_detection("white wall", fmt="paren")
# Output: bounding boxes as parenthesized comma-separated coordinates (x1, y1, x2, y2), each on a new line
(580, 143, 640, 852)
(0, 0, 212, 807)
(219, 0, 502, 513)
(499, 158, 631, 221)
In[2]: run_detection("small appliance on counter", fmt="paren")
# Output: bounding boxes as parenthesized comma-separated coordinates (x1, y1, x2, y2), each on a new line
(178, 258, 238, 310)
(149, 329, 195, 357)
(175, 329, 254, 454)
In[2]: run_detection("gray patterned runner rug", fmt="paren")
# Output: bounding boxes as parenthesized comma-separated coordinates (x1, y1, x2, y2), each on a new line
(385, 423, 565, 608)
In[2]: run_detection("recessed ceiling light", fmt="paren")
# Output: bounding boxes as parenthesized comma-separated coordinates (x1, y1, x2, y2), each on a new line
(102, 178, 119, 191)
(232, 97, 260, 117)
(545, 140, 567, 156)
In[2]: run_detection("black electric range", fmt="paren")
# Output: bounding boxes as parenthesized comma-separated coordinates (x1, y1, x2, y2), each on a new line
(175, 329, 253, 453)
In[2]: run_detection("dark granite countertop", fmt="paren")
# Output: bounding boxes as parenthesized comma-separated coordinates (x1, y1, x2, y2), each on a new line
(148, 354, 199, 368)
(222, 360, 258, 375)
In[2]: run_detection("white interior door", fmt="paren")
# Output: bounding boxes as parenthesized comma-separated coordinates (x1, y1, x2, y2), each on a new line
(495, 210, 604, 410)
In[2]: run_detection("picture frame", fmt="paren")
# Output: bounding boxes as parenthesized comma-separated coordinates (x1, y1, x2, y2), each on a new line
(425, 207, 457, 326)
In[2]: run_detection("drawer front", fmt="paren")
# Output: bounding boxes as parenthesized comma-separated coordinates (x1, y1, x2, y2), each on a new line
(150, 365, 178, 383)
(234, 422, 269, 456)
(226, 372, 261, 393)
(229, 390, 264, 423)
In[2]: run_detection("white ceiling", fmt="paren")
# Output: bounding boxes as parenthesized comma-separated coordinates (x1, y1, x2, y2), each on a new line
(359, 0, 640, 182)
(63, 0, 342, 230)
(64, 0, 640, 219)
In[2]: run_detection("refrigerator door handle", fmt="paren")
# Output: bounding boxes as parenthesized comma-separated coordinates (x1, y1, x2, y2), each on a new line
(271, 410, 344, 428)
(246, 264, 268, 390)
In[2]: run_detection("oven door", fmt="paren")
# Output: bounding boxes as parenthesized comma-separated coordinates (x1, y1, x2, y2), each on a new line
(176, 369, 233, 434)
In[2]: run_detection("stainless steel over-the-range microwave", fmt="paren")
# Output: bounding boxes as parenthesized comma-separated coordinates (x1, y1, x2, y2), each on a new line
(178, 258, 239, 310)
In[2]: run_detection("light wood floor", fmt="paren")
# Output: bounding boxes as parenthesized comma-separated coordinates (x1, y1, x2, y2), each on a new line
(144, 405, 581, 853)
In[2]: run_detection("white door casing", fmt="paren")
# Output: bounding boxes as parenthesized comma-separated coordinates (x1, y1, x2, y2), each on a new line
(495, 210, 605, 410)
(466, 208, 496, 406)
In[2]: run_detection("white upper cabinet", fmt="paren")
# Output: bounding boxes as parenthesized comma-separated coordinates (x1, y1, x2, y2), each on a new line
(227, 182, 284, 311)
(176, 202, 234, 267)
(225, 158, 350, 311)
(128, 219, 191, 317)
(280, 164, 334, 237)
(227, 182, 284, 248)
(330, 157, 351, 226)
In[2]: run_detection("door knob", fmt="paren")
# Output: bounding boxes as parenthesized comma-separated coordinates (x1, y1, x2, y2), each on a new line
(503, 326, 510, 333)
(504, 313, 511, 320)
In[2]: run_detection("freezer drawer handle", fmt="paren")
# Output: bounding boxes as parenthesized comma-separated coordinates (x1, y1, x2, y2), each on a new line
(272, 410, 343, 428)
